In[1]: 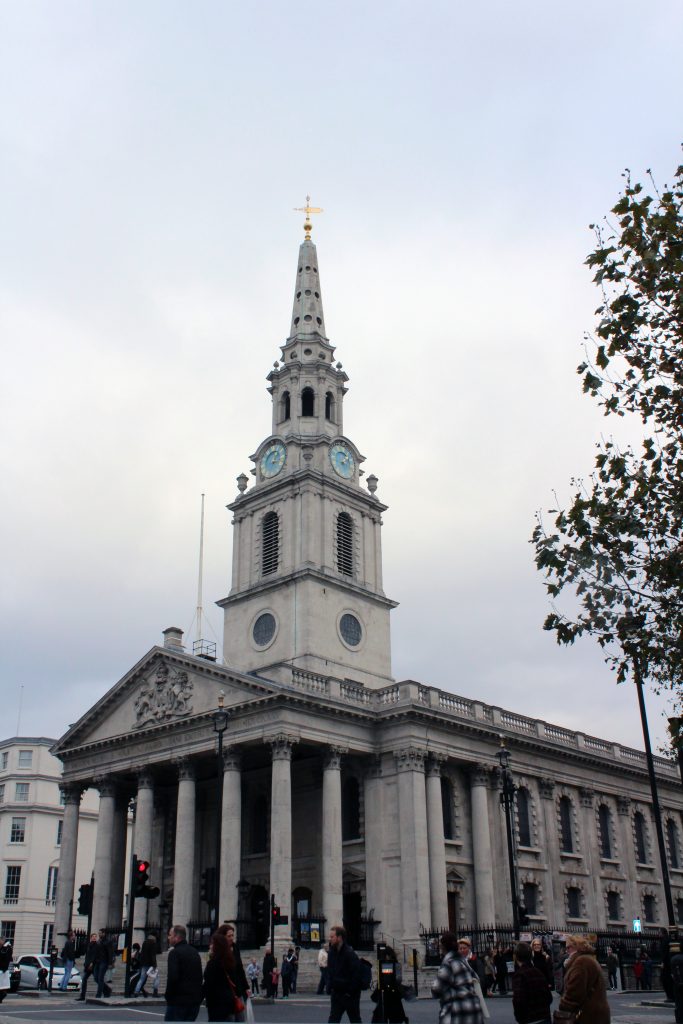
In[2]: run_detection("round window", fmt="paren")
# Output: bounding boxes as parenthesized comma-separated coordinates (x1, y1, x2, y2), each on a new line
(339, 613, 362, 647)
(253, 613, 276, 647)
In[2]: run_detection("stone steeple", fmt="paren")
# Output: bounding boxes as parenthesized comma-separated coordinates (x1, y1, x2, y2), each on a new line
(288, 238, 327, 341)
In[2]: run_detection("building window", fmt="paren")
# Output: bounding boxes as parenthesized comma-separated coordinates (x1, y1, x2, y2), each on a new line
(249, 794, 268, 854)
(517, 788, 532, 847)
(45, 866, 58, 905)
(325, 391, 335, 421)
(0, 785, 4, 804)
(607, 891, 621, 921)
(4, 866, 21, 904)
(18, 750, 32, 768)
(281, 391, 291, 421)
(337, 512, 354, 576)
(667, 819, 680, 870)
(441, 777, 454, 840)
(599, 804, 613, 859)
(677, 898, 683, 925)
(342, 777, 360, 840)
(301, 387, 315, 417)
(10, 818, 25, 844)
(15, 783, 29, 802)
(57, 820, 63, 846)
(522, 882, 538, 916)
(634, 811, 648, 863)
(0, 753, 7, 771)
(0, 921, 15, 943)
(253, 612, 276, 647)
(559, 796, 574, 853)
(643, 894, 656, 923)
(567, 886, 581, 919)
(41, 922, 54, 954)
(339, 613, 362, 647)
(59, 788, 66, 806)
(261, 512, 279, 576)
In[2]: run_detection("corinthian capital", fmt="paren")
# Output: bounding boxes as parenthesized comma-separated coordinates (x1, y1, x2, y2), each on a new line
(268, 734, 297, 761)
(393, 747, 427, 773)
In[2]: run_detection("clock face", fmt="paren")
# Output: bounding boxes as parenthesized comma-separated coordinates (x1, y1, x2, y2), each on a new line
(330, 442, 355, 479)
(260, 442, 287, 479)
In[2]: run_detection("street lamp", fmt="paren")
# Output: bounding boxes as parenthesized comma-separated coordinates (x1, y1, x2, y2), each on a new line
(212, 690, 230, 925)
(618, 615, 675, 929)
(497, 737, 521, 938)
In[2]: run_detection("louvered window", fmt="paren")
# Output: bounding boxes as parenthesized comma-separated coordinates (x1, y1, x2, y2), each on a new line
(337, 512, 354, 575)
(262, 512, 279, 576)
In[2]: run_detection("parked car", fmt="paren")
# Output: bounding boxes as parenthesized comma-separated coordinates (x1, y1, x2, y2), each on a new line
(14, 954, 81, 990)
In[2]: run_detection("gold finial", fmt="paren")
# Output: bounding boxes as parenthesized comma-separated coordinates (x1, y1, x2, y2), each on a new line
(293, 194, 323, 240)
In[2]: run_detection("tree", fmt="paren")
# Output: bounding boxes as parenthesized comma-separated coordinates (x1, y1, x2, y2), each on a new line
(532, 155, 683, 693)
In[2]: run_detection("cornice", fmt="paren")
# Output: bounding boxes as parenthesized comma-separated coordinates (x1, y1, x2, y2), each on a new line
(228, 466, 387, 515)
(218, 566, 397, 611)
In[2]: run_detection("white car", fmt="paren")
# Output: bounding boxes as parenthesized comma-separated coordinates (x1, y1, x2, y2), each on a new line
(14, 954, 82, 990)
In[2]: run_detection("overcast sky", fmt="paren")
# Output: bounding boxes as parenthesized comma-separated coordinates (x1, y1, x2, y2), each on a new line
(2, 0, 682, 756)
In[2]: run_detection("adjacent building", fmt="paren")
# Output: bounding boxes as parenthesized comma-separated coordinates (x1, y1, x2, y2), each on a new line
(50, 217, 683, 950)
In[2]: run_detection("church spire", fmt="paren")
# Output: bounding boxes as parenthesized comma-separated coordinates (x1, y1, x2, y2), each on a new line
(289, 197, 327, 340)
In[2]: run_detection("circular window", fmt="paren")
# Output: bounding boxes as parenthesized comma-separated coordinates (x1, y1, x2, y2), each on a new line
(253, 613, 276, 646)
(304, 314, 312, 322)
(340, 613, 362, 647)
(304, 348, 312, 355)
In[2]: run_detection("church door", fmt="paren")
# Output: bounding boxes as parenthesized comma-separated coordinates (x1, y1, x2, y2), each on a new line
(343, 892, 362, 949)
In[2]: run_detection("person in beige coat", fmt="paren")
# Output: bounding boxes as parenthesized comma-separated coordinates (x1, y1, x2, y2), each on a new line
(558, 936, 610, 1024)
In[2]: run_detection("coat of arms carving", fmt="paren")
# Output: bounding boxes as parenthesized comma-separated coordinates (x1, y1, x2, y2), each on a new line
(134, 662, 193, 728)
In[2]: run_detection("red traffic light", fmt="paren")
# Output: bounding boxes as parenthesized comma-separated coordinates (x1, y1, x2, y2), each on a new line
(137, 860, 150, 874)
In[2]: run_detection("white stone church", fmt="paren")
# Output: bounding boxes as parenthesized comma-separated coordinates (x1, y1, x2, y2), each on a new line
(52, 217, 683, 953)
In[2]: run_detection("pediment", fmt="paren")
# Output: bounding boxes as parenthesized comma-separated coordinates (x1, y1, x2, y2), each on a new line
(52, 647, 280, 754)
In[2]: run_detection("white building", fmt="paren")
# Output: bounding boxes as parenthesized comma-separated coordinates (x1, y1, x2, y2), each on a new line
(0, 737, 99, 953)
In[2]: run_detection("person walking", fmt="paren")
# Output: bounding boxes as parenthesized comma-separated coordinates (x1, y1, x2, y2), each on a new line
(291, 946, 300, 993)
(511, 942, 552, 1024)
(557, 935, 610, 1024)
(431, 933, 484, 1024)
(670, 943, 683, 1024)
(164, 924, 203, 1022)
(0, 940, 13, 1004)
(93, 930, 111, 999)
(59, 930, 78, 990)
(530, 939, 553, 990)
(134, 933, 159, 997)
(606, 948, 618, 991)
(75, 933, 98, 1001)
(263, 948, 275, 998)
(282, 947, 296, 998)
(204, 931, 244, 1022)
(370, 946, 407, 1024)
(493, 947, 509, 996)
(318, 944, 330, 995)
(327, 925, 363, 1024)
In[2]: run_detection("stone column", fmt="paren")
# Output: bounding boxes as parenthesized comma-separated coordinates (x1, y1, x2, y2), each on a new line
(133, 770, 155, 942)
(53, 784, 82, 940)
(617, 796, 640, 921)
(469, 765, 495, 924)
(92, 777, 117, 931)
(579, 787, 603, 927)
(364, 757, 385, 924)
(220, 747, 242, 923)
(426, 756, 448, 929)
(269, 735, 296, 945)
(172, 759, 196, 929)
(322, 746, 345, 928)
(538, 779, 559, 914)
(108, 791, 130, 926)
(394, 747, 431, 943)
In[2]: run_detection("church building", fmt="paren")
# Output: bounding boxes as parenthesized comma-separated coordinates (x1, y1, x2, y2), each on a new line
(52, 213, 683, 953)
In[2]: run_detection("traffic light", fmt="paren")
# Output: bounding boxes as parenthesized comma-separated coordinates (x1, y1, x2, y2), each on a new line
(254, 895, 268, 925)
(77, 883, 92, 917)
(200, 867, 215, 905)
(133, 856, 160, 900)
(272, 903, 281, 925)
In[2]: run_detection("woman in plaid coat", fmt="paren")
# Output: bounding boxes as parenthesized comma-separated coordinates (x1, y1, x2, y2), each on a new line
(432, 934, 485, 1024)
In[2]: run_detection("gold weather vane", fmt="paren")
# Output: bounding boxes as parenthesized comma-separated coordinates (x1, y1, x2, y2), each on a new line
(294, 195, 323, 239)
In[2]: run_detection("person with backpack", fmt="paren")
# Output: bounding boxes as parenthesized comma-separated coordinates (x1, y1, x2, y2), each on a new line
(327, 925, 363, 1023)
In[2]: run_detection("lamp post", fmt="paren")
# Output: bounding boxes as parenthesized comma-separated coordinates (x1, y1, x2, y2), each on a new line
(668, 717, 683, 790)
(212, 690, 229, 926)
(618, 616, 675, 929)
(497, 737, 520, 938)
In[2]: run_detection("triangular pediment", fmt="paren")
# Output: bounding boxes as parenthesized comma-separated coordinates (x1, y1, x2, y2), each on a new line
(52, 646, 281, 754)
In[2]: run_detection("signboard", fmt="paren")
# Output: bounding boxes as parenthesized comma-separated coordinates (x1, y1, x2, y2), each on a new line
(633, 918, 642, 933)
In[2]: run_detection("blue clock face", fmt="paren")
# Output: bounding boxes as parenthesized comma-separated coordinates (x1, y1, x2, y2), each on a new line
(330, 443, 355, 479)
(260, 442, 286, 478)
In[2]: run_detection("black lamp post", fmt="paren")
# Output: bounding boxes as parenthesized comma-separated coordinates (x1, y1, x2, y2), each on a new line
(668, 717, 683, 790)
(618, 615, 675, 929)
(497, 737, 521, 938)
(212, 690, 229, 925)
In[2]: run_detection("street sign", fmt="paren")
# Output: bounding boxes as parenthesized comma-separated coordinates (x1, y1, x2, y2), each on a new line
(633, 917, 642, 933)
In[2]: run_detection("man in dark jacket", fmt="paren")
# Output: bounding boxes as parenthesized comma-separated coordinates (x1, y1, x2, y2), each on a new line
(59, 930, 78, 990)
(164, 924, 203, 1022)
(327, 925, 362, 1023)
(511, 943, 552, 1024)
(75, 932, 98, 1001)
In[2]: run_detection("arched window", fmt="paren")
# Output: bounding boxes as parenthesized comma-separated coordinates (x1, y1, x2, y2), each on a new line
(643, 894, 656, 923)
(337, 512, 354, 576)
(250, 794, 268, 853)
(517, 788, 532, 847)
(325, 391, 334, 421)
(567, 886, 581, 918)
(262, 512, 279, 576)
(281, 391, 291, 421)
(441, 777, 454, 840)
(293, 886, 312, 918)
(522, 882, 538, 916)
(342, 777, 360, 840)
(559, 796, 574, 853)
(667, 819, 680, 869)
(301, 387, 315, 417)
(607, 891, 620, 921)
(599, 804, 613, 859)
(634, 811, 648, 863)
